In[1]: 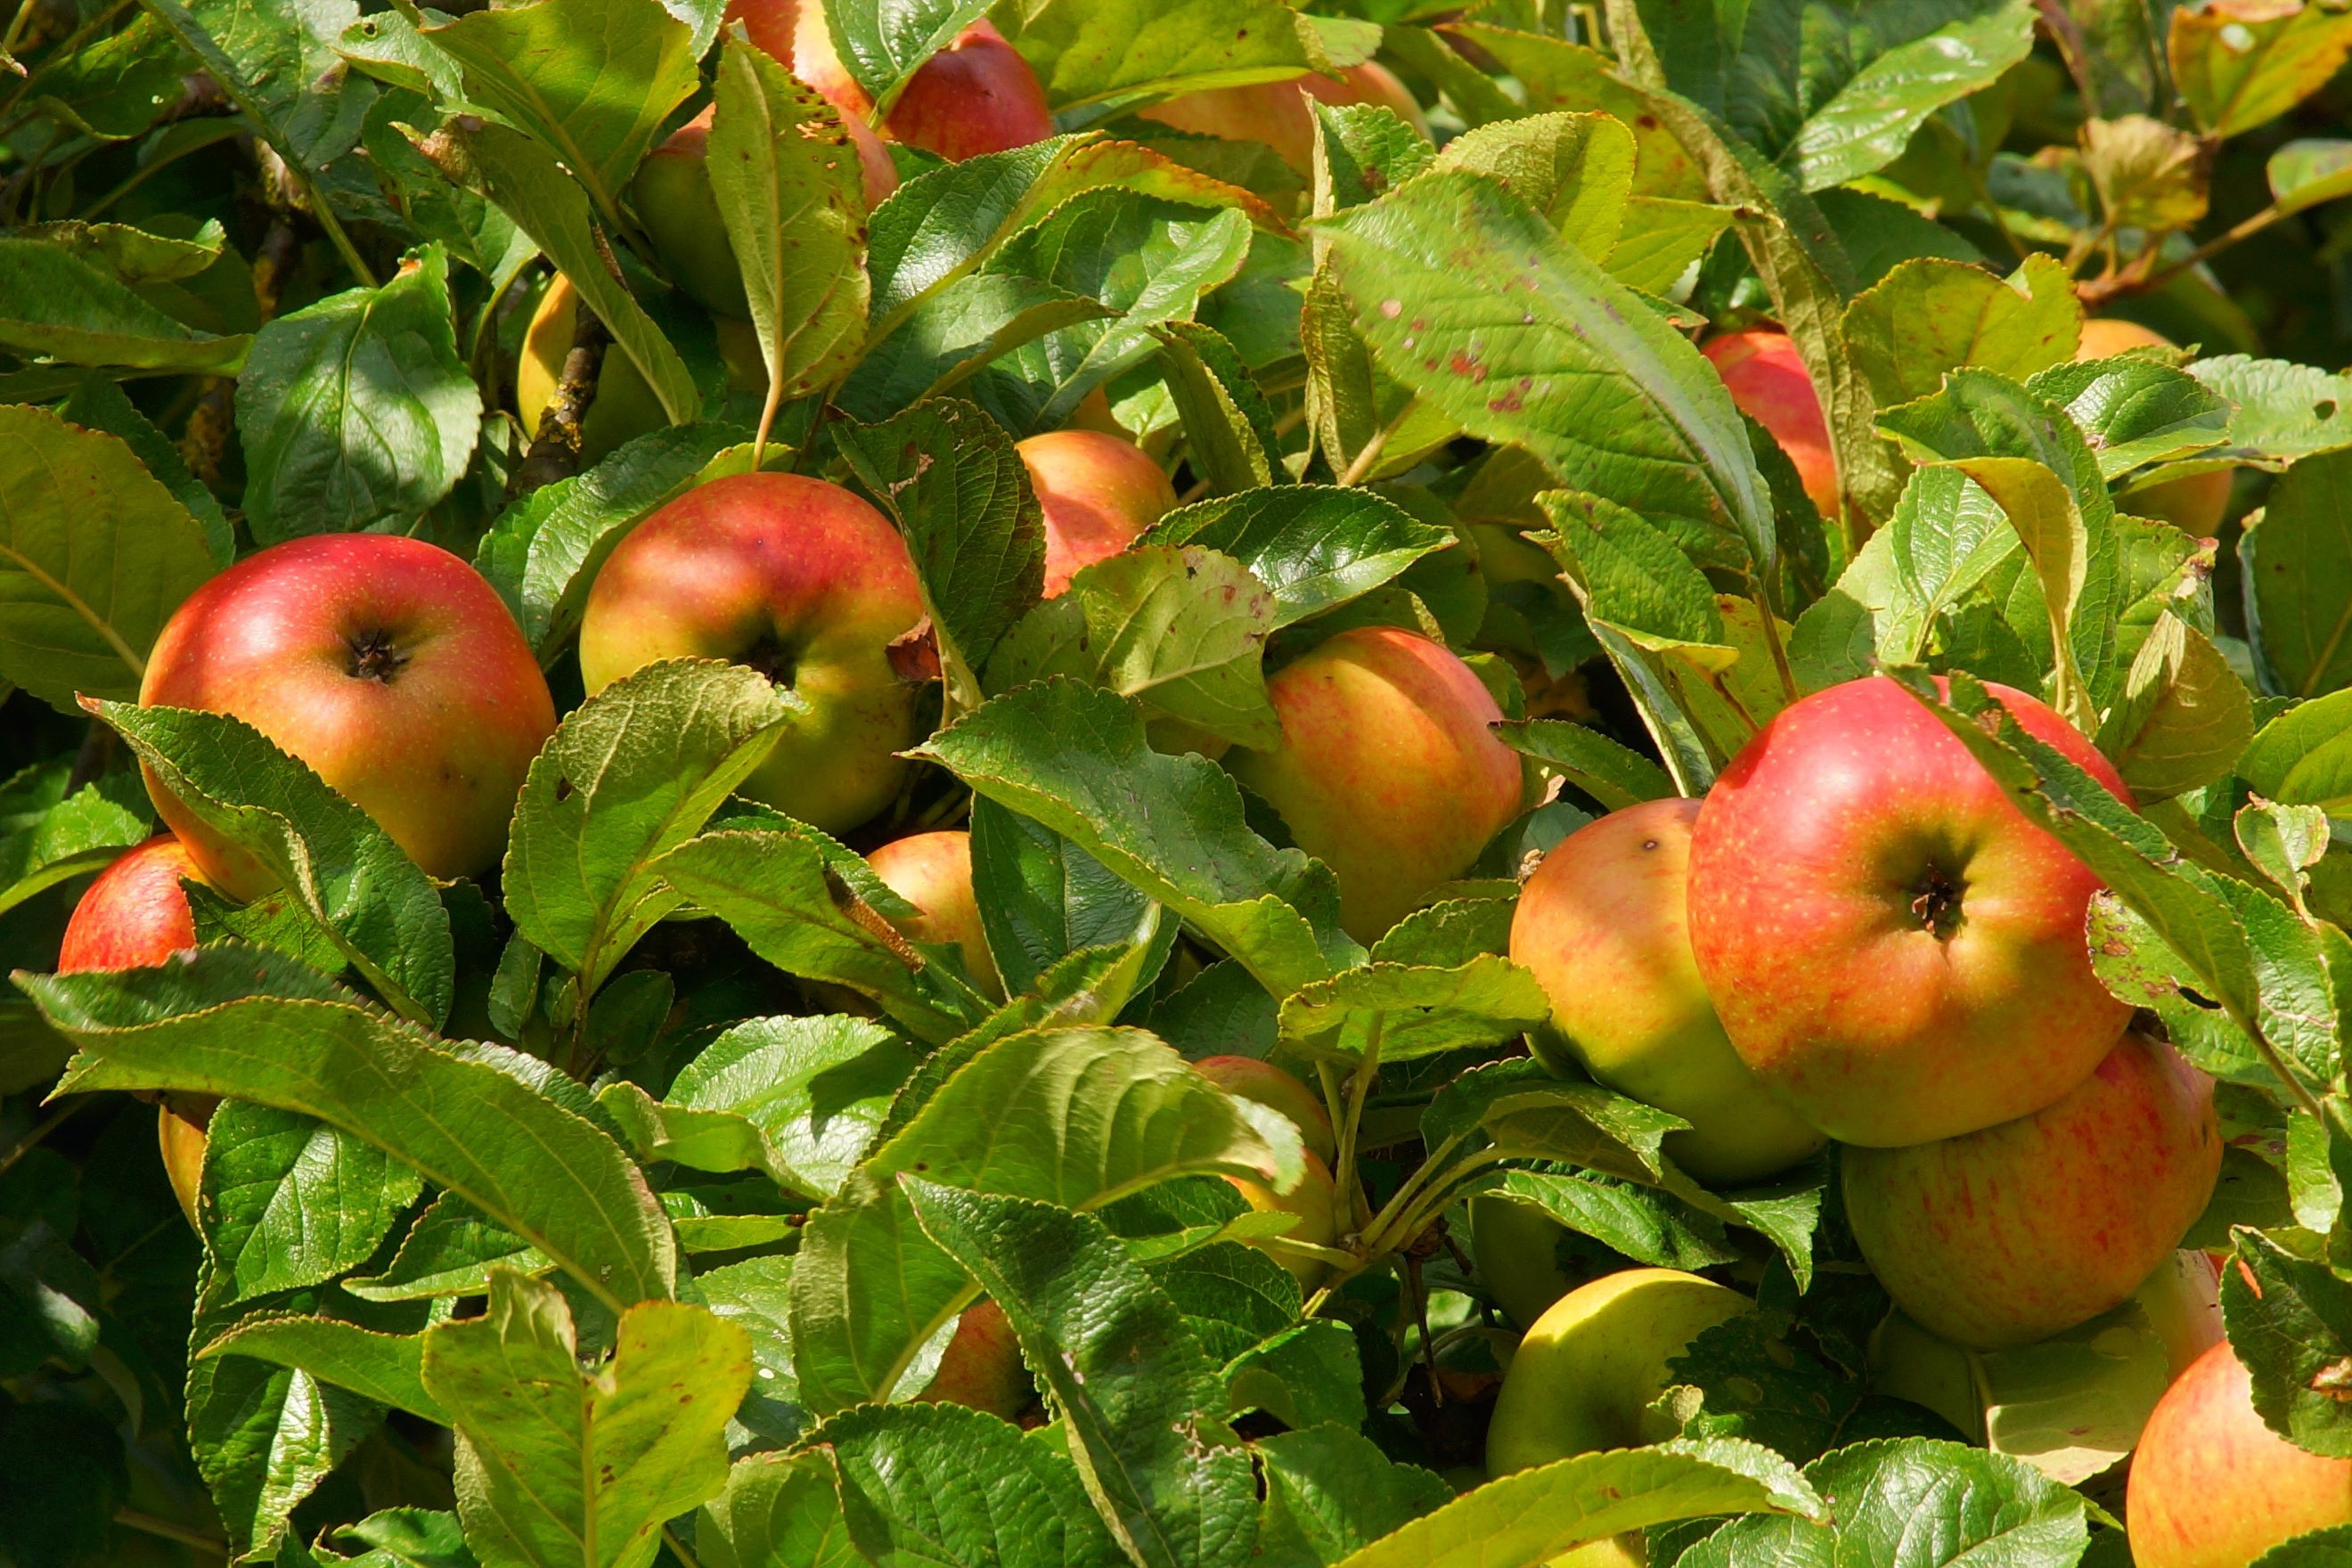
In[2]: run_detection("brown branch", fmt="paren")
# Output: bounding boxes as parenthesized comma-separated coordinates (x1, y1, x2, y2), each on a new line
(508, 297, 608, 499)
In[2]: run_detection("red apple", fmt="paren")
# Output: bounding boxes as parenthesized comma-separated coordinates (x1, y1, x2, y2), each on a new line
(1193, 1056, 1336, 1164)
(1015, 429, 1179, 596)
(1685, 674, 2134, 1147)
(1844, 1032, 2219, 1350)
(57, 834, 213, 1231)
(1226, 626, 1522, 943)
(914, 1298, 1033, 1420)
(724, 0, 1052, 160)
(2127, 1339, 2352, 1567)
(1139, 62, 1427, 174)
(576, 472, 925, 834)
(633, 103, 896, 320)
(1511, 799, 1823, 1185)
(2078, 318, 2232, 535)
(140, 535, 558, 899)
(866, 829, 999, 997)
(1700, 330, 1840, 520)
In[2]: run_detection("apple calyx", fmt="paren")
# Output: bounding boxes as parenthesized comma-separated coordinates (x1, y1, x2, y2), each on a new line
(344, 626, 412, 684)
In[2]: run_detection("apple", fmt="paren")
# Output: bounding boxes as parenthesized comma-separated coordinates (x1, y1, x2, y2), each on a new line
(1869, 1249, 2225, 1443)
(914, 1298, 1033, 1421)
(866, 829, 1000, 997)
(1193, 1056, 1336, 1164)
(577, 473, 925, 834)
(57, 834, 215, 1230)
(2127, 1339, 2352, 1567)
(1845, 1032, 2219, 1351)
(2077, 318, 2232, 535)
(1228, 1149, 1339, 1289)
(1685, 674, 2134, 1147)
(140, 535, 558, 899)
(633, 103, 895, 321)
(1700, 330, 1840, 519)
(1139, 62, 1428, 174)
(1016, 429, 1179, 597)
(1486, 1267, 1751, 1478)
(1469, 1195, 1587, 1331)
(1226, 626, 1523, 943)
(1511, 798, 1824, 1185)
(723, 0, 1051, 161)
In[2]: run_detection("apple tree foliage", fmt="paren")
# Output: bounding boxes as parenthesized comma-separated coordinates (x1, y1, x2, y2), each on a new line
(4, 0, 2352, 1563)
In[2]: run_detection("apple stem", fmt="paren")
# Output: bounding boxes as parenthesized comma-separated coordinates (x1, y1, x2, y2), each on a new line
(1334, 1016, 1384, 1229)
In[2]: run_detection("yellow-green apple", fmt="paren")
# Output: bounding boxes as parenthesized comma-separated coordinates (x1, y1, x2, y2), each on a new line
(140, 535, 557, 899)
(866, 829, 1000, 997)
(2077, 318, 2232, 535)
(1699, 330, 1839, 519)
(1510, 798, 1824, 1184)
(914, 1298, 1033, 1420)
(1685, 674, 2133, 1147)
(724, 0, 1052, 160)
(1193, 1056, 1335, 1164)
(1228, 1149, 1339, 1289)
(1227, 626, 1522, 942)
(1470, 1195, 1581, 1330)
(517, 276, 667, 464)
(1869, 1249, 2225, 1443)
(576, 473, 925, 834)
(1845, 1032, 2218, 1351)
(2127, 1339, 2352, 1567)
(57, 834, 215, 1231)
(1016, 429, 1179, 596)
(1139, 62, 1428, 174)
(1486, 1267, 1751, 1480)
(633, 102, 896, 320)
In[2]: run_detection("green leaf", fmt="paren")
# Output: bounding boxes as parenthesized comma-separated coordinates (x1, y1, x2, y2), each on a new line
(0, 237, 248, 372)
(1789, 465, 2016, 689)
(904, 1181, 1257, 1568)
(57, 372, 232, 566)
(475, 422, 748, 658)
(707, 40, 870, 413)
(234, 242, 481, 543)
(1484, 1170, 1738, 1272)
(866, 135, 1091, 329)
(200, 1315, 445, 1424)
(2192, 355, 2352, 466)
(2247, 447, 2352, 698)
(1427, 110, 1633, 260)
(2027, 354, 2233, 479)
(504, 659, 792, 995)
(136, 0, 375, 207)
(1318, 170, 1776, 586)
(28, 985, 674, 1309)
(617, 1013, 913, 1198)
(1312, 102, 1437, 219)
(2096, 610, 2255, 801)
(821, 0, 993, 110)
(2172, 0, 2352, 137)
(987, 544, 1279, 748)
(788, 1024, 1302, 1412)
(421, 1270, 749, 1568)
(1255, 1425, 1456, 1566)
(1277, 957, 1551, 1063)
(0, 404, 216, 713)
(346, 1194, 551, 1302)
(88, 700, 455, 1029)
(809, 1401, 1123, 1568)
(458, 121, 698, 426)
(1142, 485, 1452, 628)
(1328, 1439, 1820, 1568)
(968, 796, 1161, 998)
(1674, 1437, 2088, 1565)
(2241, 688, 2352, 811)
(914, 679, 1359, 996)
(2269, 138, 2352, 216)
(421, 0, 695, 225)
(696, 1452, 859, 1568)
(1843, 254, 2079, 408)
(322, 1508, 484, 1568)
(200, 1099, 423, 1303)
(657, 828, 990, 1044)
(2224, 1227, 2352, 1459)
(1493, 718, 1675, 809)
(1154, 319, 1282, 496)
(1223, 1319, 1363, 1432)
(997, 0, 1327, 109)
(840, 274, 1115, 423)
(969, 194, 1254, 434)
(835, 396, 1046, 711)
(0, 762, 149, 920)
